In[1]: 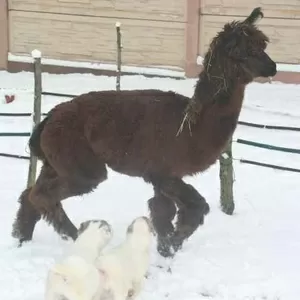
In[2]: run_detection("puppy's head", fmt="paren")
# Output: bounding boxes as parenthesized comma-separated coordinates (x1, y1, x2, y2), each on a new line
(126, 216, 155, 237)
(78, 220, 112, 236)
(77, 219, 113, 246)
(47, 255, 103, 300)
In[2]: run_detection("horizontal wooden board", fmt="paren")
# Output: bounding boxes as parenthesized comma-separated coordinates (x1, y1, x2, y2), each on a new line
(9, 10, 185, 68)
(9, 0, 186, 22)
(201, 0, 300, 19)
(199, 15, 300, 64)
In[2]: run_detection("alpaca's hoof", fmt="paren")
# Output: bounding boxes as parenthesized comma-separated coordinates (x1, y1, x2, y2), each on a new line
(203, 202, 210, 215)
(11, 225, 22, 240)
(157, 236, 175, 258)
(59, 230, 78, 242)
(16, 238, 29, 248)
(12, 234, 31, 248)
(157, 245, 174, 258)
(11, 220, 20, 238)
(61, 234, 71, 241)
(198, 201, 210, 225)
(14, 234, 32, 247)
(11, 221, 33, 246)
(170, 235, 184, 253)
(58, 225, 78, 242)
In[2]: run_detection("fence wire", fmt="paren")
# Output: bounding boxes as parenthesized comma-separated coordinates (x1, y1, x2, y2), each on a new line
(1, 91, 300, 174)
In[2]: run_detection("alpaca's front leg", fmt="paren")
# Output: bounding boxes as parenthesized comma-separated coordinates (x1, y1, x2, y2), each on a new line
(148, 194, 177, 257)
(171, 183, 210, 252)
(151, 177, 210, 254)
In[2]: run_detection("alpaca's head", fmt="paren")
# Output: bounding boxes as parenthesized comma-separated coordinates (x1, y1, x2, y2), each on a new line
(203, 7, 277, 83)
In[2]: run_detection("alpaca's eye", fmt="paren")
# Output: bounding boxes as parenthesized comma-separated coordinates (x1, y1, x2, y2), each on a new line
(233, 49, 240, 56)
(259, 41, 267, 49)
(248, 48, 256, 55)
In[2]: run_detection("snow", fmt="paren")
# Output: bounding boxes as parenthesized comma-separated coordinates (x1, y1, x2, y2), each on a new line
(275, 63, 300, 73)
(31, 50, 41, 59)
(221, 153, 229, 159)
(8, 53, 185, 78)
(196, 56, 300, 73)
(0, 70, 300, 300)
(197, 56, 204, 66)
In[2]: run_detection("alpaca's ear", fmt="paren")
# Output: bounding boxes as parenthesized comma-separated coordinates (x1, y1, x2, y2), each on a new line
(243, 7, 264, 25)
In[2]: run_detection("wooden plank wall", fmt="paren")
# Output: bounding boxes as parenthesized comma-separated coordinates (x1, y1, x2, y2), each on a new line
(199, 0, 300, 64)
(0, 0, 8, 69)
(6, 1, 300, 71)
(8, 0, 186, 68)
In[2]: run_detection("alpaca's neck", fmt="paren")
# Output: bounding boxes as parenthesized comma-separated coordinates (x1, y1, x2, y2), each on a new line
(185, 69, 246, 124)
(194, 71, 239, 105)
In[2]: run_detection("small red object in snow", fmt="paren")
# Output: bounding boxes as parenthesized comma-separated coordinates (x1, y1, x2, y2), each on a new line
(5, 94, 15, 104)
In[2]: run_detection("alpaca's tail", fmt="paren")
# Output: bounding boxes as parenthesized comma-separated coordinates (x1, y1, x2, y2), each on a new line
(28, 111, 52, 161)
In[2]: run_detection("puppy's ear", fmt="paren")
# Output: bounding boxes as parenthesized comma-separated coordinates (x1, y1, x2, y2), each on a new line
(78, 221, 90, 236)
(126, 222, 134, 235)
(144, 217, 156, 235)
(98, 220, 112, 234)
(150, 223, 156, 236)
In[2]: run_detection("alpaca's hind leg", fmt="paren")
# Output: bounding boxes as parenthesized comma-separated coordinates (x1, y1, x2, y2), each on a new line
(12, 187, 41, 245)
(30, 163, 107, 241)
(13, 162, 107, 244)
(12, 164, 77, 243)
(152, 177, 209, 254)
(148, 193, 177, 257)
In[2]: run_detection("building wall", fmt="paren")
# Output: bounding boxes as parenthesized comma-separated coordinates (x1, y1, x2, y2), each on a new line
(2, 0, 300, 79)
(0, 0, 8, 69)
(199, 0, 300, 64)
(8, 0, 186, 68)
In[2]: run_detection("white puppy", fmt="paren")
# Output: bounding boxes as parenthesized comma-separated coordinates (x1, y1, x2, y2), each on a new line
(68, 219, 113, 264)
(45, 219, 113, 300)
(95, 216, 153, 300)
(45, 255, 103, 300)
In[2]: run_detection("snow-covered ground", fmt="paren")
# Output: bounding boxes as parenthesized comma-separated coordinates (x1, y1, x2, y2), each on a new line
(0, 70, 300, 300)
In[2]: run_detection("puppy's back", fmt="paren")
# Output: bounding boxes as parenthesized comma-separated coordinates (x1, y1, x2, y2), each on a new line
(45, 255, 102, 300)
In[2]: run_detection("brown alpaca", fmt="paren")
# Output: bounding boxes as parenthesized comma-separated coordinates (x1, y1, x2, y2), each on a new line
(12, 7, 276, 257)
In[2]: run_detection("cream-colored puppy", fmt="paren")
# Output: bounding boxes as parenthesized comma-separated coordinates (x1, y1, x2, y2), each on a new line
(45, 255, 103, 300)
(96, 216, 153, 300)
(68, 220, 113, 263)
(45, 219, 113, 300)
